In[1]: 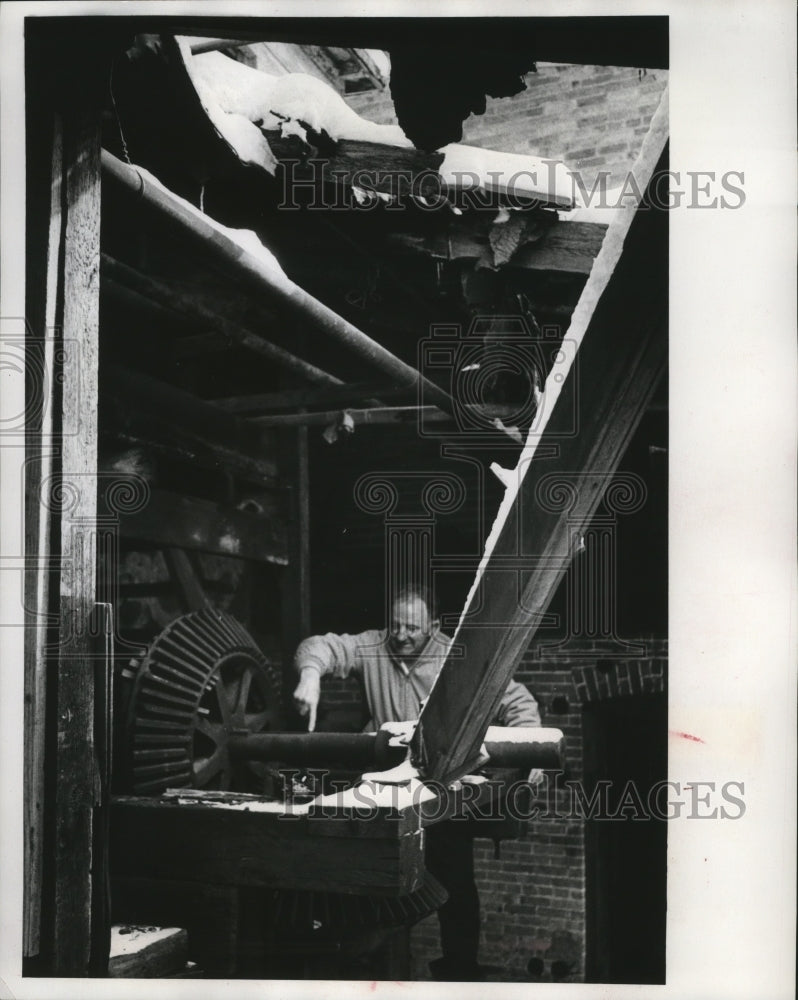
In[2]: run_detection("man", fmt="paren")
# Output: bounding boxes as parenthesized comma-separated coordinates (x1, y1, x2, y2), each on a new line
(293, 583, 541, 981)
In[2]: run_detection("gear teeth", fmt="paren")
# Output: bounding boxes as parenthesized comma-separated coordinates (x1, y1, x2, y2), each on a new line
(127, 611, 280, 795)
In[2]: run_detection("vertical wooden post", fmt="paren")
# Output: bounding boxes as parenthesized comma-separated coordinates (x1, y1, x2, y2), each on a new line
(48, 108, 102, 976)
(23, 113, 63, 959)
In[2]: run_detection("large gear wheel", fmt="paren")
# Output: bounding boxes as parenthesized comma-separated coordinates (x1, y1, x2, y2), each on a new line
(125, 609, 281, 795)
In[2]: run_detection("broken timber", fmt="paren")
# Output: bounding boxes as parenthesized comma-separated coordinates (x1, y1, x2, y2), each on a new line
(413, 89, 670, 785)
(264, 133, 574, 211)
(387, 220, 608, 276)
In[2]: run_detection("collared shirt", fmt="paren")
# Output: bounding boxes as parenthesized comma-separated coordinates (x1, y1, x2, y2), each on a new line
(295, 628, 541, 731)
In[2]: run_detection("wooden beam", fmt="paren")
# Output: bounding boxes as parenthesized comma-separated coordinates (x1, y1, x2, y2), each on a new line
(23, 110, 63, 960)
(105, 487, 288, 565)
(266, 133, 573, 210)
(388, 220, 608, 276)
(50, 108, 102, 976)
(103, 364, 279, 485)
(214, 382, 410, 414)
(413, 90, 669, 785)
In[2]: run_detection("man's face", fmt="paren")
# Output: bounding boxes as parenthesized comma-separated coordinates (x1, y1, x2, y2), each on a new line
(388, 596, 436, 660)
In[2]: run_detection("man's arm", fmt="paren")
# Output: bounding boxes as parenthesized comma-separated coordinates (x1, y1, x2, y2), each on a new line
(495, 678, 542, 728)
(293, 632, 367, 732)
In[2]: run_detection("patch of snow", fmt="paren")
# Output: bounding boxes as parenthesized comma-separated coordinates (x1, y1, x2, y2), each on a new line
(177, 42, 277, 173)
(489, 462, 515, 488)
(110, 925, 183, 958)
(185, 47, 412, 152)
(484, 725, 564, 745)
(313, 778, 437, 810)
(266, 72, 412, 147)
(360, 757, 420, 786)
(280, 118, 308, 143)
(439, 144, 575, 208)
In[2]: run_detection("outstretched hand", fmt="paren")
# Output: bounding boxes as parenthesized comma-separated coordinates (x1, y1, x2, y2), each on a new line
(293, 669, 321, 732)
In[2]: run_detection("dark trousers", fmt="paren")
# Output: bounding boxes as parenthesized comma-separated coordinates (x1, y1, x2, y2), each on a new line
(424, 820, 481, 978)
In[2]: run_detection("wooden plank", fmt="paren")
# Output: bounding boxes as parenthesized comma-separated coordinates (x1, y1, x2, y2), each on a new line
(108, 925, 189, 978)
(23, 112, 62, 959)
(106, 487, 288, 565)
(388, 220, 607, 275)
(513, 222, 609, 273)
(413, 91, 669, 785)
(103, 364, 279, 485)
(51, 108, 102, 976)
(110, 797, 425, 896)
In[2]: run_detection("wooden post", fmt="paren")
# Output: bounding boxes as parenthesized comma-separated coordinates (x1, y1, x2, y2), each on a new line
(23, 111, 63, 960)
(47, 108, 103, 976)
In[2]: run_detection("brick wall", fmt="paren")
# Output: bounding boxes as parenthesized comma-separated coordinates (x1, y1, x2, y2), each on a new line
(348, 62, 668, 187)
(319, 637, 667, 982)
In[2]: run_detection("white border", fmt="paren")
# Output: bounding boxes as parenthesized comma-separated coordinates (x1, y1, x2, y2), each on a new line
(1, 2, 795, 998)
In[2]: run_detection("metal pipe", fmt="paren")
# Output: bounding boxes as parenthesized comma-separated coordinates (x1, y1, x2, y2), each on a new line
(101, 151, 456, 416)
(228, 726, 565, 772)
(228, 731, 402, 770)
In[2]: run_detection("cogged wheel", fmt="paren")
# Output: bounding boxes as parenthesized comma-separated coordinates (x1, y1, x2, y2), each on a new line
(126, 609, 281, 794)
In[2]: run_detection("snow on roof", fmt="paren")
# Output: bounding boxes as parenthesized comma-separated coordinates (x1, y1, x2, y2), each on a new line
(440, 143, 574, 209)
(180, 42, 412, 159)
(176, 42, 576, 210)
